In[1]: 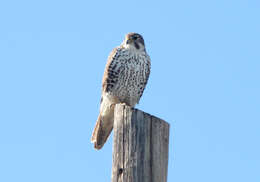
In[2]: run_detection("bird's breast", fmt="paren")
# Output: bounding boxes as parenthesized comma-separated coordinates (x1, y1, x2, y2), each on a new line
(112, 52, 149, 106)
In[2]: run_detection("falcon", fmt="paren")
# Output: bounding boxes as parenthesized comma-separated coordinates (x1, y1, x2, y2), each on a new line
(91, 33, 151, 149)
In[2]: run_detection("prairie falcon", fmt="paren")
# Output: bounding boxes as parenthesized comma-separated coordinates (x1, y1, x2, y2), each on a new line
(91, 33, 151, 149)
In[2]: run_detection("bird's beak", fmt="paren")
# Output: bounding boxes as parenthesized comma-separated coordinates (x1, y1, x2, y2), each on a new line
(126, 39, 132, 44)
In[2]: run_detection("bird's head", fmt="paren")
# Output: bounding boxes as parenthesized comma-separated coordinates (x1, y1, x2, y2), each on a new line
(122, 33, 146, 51)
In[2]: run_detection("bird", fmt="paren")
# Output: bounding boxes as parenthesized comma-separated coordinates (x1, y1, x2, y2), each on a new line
(91, 33, 151, 150)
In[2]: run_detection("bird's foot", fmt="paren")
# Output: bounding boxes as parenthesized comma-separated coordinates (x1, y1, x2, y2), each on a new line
(120, 103, 127, 106)
(119, 102, 134, 109)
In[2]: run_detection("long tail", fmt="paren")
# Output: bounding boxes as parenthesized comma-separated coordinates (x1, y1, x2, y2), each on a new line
(91, 108, 114, 150)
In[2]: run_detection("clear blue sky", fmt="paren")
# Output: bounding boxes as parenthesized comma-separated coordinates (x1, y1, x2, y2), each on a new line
(0, 0, 259, 181)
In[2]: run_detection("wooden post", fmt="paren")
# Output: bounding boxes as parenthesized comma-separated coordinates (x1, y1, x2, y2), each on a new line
(111, 104, 170, 182)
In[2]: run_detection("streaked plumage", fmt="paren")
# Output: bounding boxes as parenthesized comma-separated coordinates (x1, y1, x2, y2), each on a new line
(91, 33, 151, 149)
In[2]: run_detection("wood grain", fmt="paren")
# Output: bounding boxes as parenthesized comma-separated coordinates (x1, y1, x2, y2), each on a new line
(111, 104, 170, 182)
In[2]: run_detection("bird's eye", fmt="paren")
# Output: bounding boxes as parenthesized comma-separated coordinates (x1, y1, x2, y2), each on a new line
(133, 36, 138, 40)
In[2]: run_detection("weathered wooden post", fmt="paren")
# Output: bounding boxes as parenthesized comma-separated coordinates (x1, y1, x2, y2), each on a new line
(111, 104, 170, 182)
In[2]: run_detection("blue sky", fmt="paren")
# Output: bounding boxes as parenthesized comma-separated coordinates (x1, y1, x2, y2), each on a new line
(0, 0, 259, 181)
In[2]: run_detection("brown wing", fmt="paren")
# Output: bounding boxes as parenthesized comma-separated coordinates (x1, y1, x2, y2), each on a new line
(102, 47, 123, 93)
